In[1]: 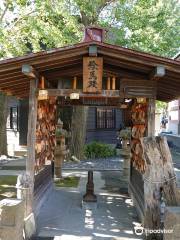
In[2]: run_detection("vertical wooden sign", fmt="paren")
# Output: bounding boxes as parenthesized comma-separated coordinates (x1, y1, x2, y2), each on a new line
(83, 57, 103, 93)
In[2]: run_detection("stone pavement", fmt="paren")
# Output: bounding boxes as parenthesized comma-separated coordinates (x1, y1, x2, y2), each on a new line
(62, 157, 123, 171)
(35, 170, 143, 240)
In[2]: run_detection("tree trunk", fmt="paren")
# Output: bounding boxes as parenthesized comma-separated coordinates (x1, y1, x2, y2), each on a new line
(141, 136, 179, 239)
(0, 93, 8, 156)
(70, 106, 88, 160)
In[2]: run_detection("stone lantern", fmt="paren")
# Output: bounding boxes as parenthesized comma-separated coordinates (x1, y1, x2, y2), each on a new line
(54, 118, 68, 179)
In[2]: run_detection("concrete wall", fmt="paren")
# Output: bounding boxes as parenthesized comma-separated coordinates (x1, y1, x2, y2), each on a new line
(167, 99, 180, 135)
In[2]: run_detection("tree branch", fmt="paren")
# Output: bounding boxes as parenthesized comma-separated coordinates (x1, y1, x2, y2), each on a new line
(79, 0, 117, 26)
(0, 2, 9, 23)
(97, 0, 117, 16)
(10, 10, 36, 28)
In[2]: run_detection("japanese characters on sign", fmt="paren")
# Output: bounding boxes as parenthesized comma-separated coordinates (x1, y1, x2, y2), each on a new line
(83, 57, 103, 93)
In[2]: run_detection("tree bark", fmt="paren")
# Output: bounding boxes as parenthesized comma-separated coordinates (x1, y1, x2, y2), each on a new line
(70, 106, 88, 160)
(141, 136, 179, 239)
(0, 92, 8, 156)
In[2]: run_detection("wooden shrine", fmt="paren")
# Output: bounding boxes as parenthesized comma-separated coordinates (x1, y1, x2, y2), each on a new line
(0, 26, 180, 238)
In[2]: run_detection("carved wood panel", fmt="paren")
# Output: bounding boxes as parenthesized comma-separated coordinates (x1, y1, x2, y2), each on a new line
(83, 57, 103, 93)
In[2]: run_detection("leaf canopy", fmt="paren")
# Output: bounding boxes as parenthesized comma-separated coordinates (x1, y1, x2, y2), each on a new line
(0, 0, 179, 58)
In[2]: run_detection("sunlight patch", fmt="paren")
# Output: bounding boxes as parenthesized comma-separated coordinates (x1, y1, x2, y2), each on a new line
(54, 235, 92, 240)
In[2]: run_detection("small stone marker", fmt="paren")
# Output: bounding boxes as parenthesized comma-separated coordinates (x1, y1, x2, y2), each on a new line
(0, 198, 24, 240)
(82, 170, 97, 210)
(83, 170, 97, 202)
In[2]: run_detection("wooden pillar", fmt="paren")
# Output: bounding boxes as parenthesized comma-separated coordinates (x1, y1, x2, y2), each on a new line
(73, 76, 77, 90)
(148, 98, 156, 137)
(26, 79, 38, 216)
(112, 76, 116, 90)
(107, 76, 111, 90)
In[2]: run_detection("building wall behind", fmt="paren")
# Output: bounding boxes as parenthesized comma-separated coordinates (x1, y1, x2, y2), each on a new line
(85, 107, 123, 144)
(168, 99, 180, 135)
(6, 97, 19, 155)
(19, 99, 28, 145)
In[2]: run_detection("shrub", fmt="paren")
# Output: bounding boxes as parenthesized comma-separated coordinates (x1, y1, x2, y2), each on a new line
(84, 141, 116, 159)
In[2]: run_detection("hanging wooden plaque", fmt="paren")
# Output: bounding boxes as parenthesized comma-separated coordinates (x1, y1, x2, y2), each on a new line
(83, 57, 103, 93)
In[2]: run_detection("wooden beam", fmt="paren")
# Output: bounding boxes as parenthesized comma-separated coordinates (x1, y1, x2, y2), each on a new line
(26, 79, 38, 216)
(44, 67, 82, 79)
(0, 78, 29, 88)
(0, 83, 29, 91)
(120, 79, 157, 98)
(100, 48, 180, 73)
(0, 73, 24, 82)
(0, 48, 88, 73)
(38, 59, 82, 72)
(46, 89, 122, 98)
(104, 63, 149, 80)
(103, 56, 151, 73)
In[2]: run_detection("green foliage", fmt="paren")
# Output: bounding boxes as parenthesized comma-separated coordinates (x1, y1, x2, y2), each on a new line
(0, 0, 179, 59)
(0, 175, 17, 200)
(54, 176, 80, 188)
(84, 141, 116, 159)
(156, 100, 168, 113)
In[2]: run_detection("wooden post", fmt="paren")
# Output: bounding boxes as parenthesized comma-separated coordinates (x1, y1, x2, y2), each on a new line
(112, 76, 116, 90)
(107, 76, 111, 90)
(73, 76, 77, 90)
(41, 76, 45, 89)
(148, 98, 156, 137)
(26, 79, 38, 216)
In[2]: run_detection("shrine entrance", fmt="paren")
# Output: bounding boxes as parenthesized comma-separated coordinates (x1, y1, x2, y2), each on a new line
(0, 27, 180, 239)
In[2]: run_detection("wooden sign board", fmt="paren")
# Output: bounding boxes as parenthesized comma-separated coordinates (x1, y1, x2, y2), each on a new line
(120, 79, 156, 98)
(83, 57, 103, 93)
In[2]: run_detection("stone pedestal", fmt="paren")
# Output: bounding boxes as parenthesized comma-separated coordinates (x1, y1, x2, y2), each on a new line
(16, 173, 33, 217)
(54, 147, 67, 179)
(83, 171, 97, 202)
(123, 155, 130, 181)
(0, 199, 24, 240)
(120, 148, 130, 182)
(54, 119, 68, 180)
(164, 207, 180, 240)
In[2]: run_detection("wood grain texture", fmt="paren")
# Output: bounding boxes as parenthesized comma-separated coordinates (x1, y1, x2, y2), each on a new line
(83, 57, 103, 93)
(131, 99, 147, 173)
(26, 79, 38, 215)
(35, 97, 57, 173)
(141, 136, 179, 236)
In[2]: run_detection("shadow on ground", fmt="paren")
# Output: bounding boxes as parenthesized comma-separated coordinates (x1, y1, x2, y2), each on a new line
(35, 171, 142, 240)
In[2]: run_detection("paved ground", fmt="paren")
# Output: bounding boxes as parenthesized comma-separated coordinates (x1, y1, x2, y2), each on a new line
(0, 149, 179, 239)
(62, 157, 123, 171)
(171, 151, 180, 187)
(35, 170, 142, 240)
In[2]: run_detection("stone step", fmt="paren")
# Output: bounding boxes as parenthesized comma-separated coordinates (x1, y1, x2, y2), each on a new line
(31, 237, 54, 240)
(14, 150, 27, 157)
(14, 145, 27, 156)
